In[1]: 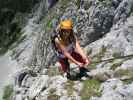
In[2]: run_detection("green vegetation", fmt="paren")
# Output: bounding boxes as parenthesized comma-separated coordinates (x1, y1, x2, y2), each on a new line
(80, 79, 101, 100)
(60, 0, 70, 9)
(64, 80, 74, 96)
(110, 62, 121, 70)
(110, 60, 123, 70)
(122, 77, 133, 84)
(85, 46, 107, 70)
(47, 94, 59, 100)
(75, 0, 81, 9)
(88, 63, 97, 70)
(46, 20, 52, 29)
(91, 46, 107, 63)
(84, 48, 96, 70)
(115, 68, 133, 84)
(0, 12, 25, 55)
(0, 0, 38, 55)
(112, 52, 122, 58)
(0, 31, 23, 55)
(47, 67, 61, 77)
(10, 35, 27, 54)
(43, 0, 70, 31)
(49, 88, 56, 94)
(48, 88, 59, 100)
(114, 69, 133, 77)
(2, 84, 13, 100)
(85, 48, 92, 56)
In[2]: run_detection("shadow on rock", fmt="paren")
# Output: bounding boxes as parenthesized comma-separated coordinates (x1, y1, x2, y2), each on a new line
(67, 67, 92, 81)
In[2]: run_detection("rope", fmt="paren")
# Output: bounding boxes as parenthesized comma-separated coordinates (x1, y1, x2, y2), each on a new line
(91, 54, 133, 64)
(70, 54, 133, 70)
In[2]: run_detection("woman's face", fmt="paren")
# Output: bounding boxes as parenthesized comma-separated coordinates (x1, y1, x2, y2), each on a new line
(62, 29, 72, 39)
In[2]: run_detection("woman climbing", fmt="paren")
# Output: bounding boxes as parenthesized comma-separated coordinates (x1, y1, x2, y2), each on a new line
(52, 19, 91, 78)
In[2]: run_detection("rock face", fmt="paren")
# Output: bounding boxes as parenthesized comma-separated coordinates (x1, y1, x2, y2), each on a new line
(91, 79, 133, 100)
(79, 0, 133, 46)
(0, 0, 40, 54)
(2, 0, 133, 100)
(28, 75, 49, 99)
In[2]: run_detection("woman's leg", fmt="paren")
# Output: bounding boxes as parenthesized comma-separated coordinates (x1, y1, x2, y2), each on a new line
(59, 58, 70, 72)
(71, 51, 90, 78)
(71, 51, 86, 64)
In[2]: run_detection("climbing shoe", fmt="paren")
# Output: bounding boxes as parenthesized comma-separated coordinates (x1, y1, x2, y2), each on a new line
(79, 67, 92, 79)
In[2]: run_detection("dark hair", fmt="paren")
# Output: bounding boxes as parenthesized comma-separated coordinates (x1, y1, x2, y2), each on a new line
(59, 29, 76, 45)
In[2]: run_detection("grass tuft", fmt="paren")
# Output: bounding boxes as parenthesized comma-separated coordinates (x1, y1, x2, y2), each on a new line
(2, 84, 13, 100)
(80, 79, 101, 100)
(64, 80, 74, 96)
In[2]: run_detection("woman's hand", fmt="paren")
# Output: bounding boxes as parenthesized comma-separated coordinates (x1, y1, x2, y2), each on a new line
(83, 57, 91, 66)
(77, 62, 84, 67)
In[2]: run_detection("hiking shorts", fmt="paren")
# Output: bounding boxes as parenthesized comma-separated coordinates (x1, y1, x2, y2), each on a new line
(59, 51, 86, 72)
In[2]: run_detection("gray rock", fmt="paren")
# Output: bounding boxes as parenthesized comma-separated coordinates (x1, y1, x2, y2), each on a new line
(60, 96, 70, 100)
(120, 59, 133, 70)
(73, 81, 83, 93)
(50, 75, 67, 96)
(88, 68, 114, 81)
(11, 0, 133, 100)
(92, 79, 133, 100)
(28, 75, 49, 99)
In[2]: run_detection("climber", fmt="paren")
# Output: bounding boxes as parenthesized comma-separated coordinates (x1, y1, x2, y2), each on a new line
(51, 19, 91, 78)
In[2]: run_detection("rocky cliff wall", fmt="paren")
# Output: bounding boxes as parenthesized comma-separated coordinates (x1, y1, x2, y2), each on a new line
(2, 0, 133, 100)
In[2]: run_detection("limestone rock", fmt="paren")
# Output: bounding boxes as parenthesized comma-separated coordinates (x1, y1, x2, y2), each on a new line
(28, 75, 49, 99)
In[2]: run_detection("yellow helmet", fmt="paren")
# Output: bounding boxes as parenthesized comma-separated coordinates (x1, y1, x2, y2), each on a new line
(60, 19, 73, 29)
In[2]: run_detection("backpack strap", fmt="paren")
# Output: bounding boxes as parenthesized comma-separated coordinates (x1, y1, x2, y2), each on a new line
(51, 30, 59, 50)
